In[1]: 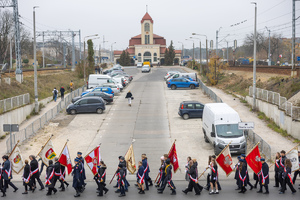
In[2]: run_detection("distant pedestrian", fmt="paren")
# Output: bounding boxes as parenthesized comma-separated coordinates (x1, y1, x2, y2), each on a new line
(95, 66, 98, 74)
(274, 152, 280, 187)
(98, 66, 101, 74)
(53, 88, 58, 102)
(70, 80, 74, 92)
(125, 91, 133, 106)
(100, 67, 103, 74)
(185, 157, 192, 181)
(60, 87, 65, 100)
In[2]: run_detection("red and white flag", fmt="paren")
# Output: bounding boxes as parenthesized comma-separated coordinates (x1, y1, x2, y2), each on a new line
(168, 141, 179, 173)
(84, 145, 101, 175)
(245, 144, 262, 174)
(216, 144, 235, 176)
(58, 142, 73, 175)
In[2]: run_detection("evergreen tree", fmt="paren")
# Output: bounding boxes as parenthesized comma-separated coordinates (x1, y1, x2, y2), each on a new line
(164, 41, 175, 66)
(119, 50, 131, 66)
(125, 52, 131, 66)
(87, 39, 95, 75)
(164, 48, 169, 66)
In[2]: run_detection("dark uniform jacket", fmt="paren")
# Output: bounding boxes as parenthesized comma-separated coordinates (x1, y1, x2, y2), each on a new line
(210, 164, 218, 181)
(188, 164, 197, 182)
(23, 164, 31, 186)
(2, 160, 12, 180)
(54, 161, 61, 178)
(125, 92, 132, 98)
(45, 164, 55, 188)
(30, 159, 40, 179)
(117, 168, 126, 185)
(72, 163, 83, 188)
(98, 165, 107, 183)
(259, 162, 269, 185)
(274, 159, 280, 172)
(164, 164, 172, 181)
(279, 156, 286, 173)
(282, 166, 293, 184)
(142, 159, 150, 179)
(238, 162, 248, 187)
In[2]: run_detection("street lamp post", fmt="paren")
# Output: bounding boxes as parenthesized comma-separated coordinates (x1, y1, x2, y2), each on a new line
(178, 41, 184, 59)
(111, 42, 116, 64)
(83, 34, 98, 82)
(186, 38, 195, 69)
(192, 33, 208, 68)
(252, 2, 257, 110)
(191, 37, 202, 74)
(33, 6, 39, 113)
(265, 26, 271, 66)
(216, 27, 222, 57)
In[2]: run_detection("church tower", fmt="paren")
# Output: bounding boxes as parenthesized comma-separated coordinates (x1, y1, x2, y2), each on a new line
(141, 12, 154, 45)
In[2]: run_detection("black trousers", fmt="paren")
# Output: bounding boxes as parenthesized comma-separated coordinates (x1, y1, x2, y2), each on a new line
(274, 171, 280, 187)
(47, 187, 57, 195)
(3, 180, 18, 193)
(292, 170, 300, 184)
(98, 182, 108, 196)
(259, 184, 269, 192)
(281, 178, 296, 193)
(279, 172, 284, 188)
(59, 179, 65, 189)
(185, 180, 200, 194)
(32, 177, 44, 189)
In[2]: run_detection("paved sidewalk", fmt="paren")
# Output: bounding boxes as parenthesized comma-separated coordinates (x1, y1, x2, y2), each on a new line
(182, 66, 296, 158)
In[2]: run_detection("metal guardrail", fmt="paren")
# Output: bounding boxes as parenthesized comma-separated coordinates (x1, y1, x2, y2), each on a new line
(198, 79, 272, 159)
(6, 86, 86, 153)
(198, 79, 223, 103)
(249, 86, 300, 120)
(0, 93, 30, 114)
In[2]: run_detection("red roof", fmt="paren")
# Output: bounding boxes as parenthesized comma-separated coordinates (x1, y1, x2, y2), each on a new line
(129, 34, 166, 46)
(114, 48, 135, 55)
(141, 12, 153, 23)
(160, 47, 182, 54)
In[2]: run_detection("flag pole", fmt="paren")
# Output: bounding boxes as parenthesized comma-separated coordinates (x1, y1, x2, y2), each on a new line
(8, 140, 20, 158)
(216, 141, 232, 159)
(285, 144, 299, 155)
(246, 142, 260, 157)
(198, 167, 209, 179)
(36, 134, 54, 157)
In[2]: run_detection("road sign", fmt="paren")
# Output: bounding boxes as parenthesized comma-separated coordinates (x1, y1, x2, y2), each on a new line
(3, 124, 19, 132)
(297, 57, 300, 61)
(133, 56, 136, 59)
(183, 56, 189, 59)
(102, 57, 108, 60)
(238, 122, 254, 130)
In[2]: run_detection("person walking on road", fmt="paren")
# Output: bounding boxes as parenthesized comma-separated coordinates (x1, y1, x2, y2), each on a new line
(125, 91, 133, 106)
(53, 87, 58, 102)
(279, 159, 297, 194)
(22, 160, 34, 194)
(182, 160, 201, 195)
(257, 158, 269, 194)
(72, 158, 83, 197)
(137, 161, 145, 194)
(116, 164, 126, 197)
(60, 86, 65, 101)
(279, 150, 287, 189)
(142, 154, 153, 190)
(29, 155, 44, 191)
(209, 158, 219, 195)
(97, 161, 108, 196)
(157, 158, 176, 195)
(1, 155, 18, 197)
(45, 160, 57, 196)
(292, 151, 300, 184)
(70, 80, 74, 92)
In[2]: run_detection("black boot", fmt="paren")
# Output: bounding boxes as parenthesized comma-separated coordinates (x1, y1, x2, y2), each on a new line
(64, 182, 69, 188)
(171, 190, 176, 195)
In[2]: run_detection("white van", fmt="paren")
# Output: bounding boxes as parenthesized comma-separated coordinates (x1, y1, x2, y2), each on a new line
(166, 72, 197, 83)
(202, 103, 246, 155)
(88, 74, 112, 89)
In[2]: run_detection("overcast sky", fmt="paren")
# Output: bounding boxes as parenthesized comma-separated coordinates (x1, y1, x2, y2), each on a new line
(10, 0, 294, 51)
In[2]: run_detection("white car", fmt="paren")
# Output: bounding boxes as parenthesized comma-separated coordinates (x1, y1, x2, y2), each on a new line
(164, 71, 180, 80)
(137, 63, 143, 68)
(141, 65, 151, 73)
(101, 83, 120, 94)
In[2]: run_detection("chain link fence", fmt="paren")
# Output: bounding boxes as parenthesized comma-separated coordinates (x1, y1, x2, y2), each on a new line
(247, 130, 271, 161)
(0, 93, 30, 114)
(198, 79, 223, 103)
(249, 86, 300, 120)
(6, 86, 86, 153)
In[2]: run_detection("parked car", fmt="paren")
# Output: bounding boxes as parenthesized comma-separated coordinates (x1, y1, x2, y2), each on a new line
(178, 101, 204, 120)
(202, 103, 246, 155)
(87, 74, 112, 89)
(141, 65, 151, 73)
(166, 72, 197, 83)
(103, 69, 113, 74)
(81, 87, 114, 96)
(66, 96, 105, 115)
(112, 64, 124, 71)
(101, 83, 120, 94)
(164, 71, 180, 80)
(137, 63, 143, 68)
(72, 92, 113, 104)
(167, 78, 199, 90)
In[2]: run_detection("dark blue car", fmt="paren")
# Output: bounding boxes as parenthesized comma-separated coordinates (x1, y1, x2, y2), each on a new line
(66, 97, 105, 115)
(178, 101, 204, 120)
(167, 78, 199, 90)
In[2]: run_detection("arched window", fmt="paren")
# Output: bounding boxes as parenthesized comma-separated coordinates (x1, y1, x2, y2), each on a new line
(138, 53, 141, 62)
(144, 23, 150, 31)
(154, 53, 157, 62)
(144, 52, 151, 57)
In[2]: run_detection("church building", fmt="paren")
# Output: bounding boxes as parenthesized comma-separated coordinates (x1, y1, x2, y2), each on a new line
(114, 12, 181, 65)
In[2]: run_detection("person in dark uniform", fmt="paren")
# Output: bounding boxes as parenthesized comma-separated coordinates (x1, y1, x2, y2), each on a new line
(142, 154, 153, 190)
(29, 155, 44, 190)
(157, 158, 176, 195)
(117, 164, 126, 197)
(292, 151, 300, 184)
(0, 161, 3, 196)
(45, 160, 57, 196)
(257, 158, 269, 194)
(53, 158, 61, 191)
(240, 154, 253, 190)
(253, 172, 259, 189)
(155, 156, 165, 188)
(280, 159, 297, 194)
(97, 161, 108, 196)
(1, 155, 18, 197)
(182, 160, 201, 195)
(115, 156, 128, 192)
(274, 152, 281, 187)
(209, 158, 219, 195)
(137, 161, 145, 194)
(72, 158, 83, 197)
(234, 156, 241, 190)
(278, 150, 287, 189)
(76, 152, 86, 188)
(238, 158, 248, 194)
(204, 155, 212, 190)
(59, 164, 69, 190)
(22, 160, 34, 194)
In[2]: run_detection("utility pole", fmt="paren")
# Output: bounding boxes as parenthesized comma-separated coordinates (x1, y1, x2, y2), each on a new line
(227, 41, 229, 63)
(252, 2, 257, 110)
(266, 27, 271, 66)
(42, 31, 45, 68)
(71, 31, 75, 71)
(33, 6, 39, 113)
(99, 44, 101, 64)
(79, 30, 82, 60)
(291, 0, 300, 76)
(63, 43, 66, 68)
(10, 38, 12, 70)
(216, 30, 218, 57)
(206, 39, 208, 67)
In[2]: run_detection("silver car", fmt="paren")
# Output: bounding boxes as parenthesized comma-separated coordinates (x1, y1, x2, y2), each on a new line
(141, 65, 151, 73)
(101, 83, 120, 94)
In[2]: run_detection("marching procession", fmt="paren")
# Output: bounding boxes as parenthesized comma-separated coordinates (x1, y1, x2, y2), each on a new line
(0, 138, 299, 198)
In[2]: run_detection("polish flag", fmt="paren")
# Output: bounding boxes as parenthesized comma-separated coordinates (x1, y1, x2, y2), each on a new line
(245, 144, 262, 174)
(168, 142, 179, 173)
(58, 144, 73, 175)
(216, 145, 235, 176)
(84, 145, 101, 175)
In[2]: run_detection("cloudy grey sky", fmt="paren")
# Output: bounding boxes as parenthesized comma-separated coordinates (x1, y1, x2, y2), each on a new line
(10, 0, 294, 50)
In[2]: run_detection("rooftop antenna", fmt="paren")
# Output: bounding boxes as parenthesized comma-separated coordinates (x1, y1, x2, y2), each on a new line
(146, 5, 148, 12)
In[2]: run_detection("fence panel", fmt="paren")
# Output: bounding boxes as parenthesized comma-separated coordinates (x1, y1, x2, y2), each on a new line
(0, 93, 30, 114)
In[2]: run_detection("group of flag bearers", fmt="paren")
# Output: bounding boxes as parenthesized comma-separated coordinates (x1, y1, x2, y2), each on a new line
(0, 138, 299, 197)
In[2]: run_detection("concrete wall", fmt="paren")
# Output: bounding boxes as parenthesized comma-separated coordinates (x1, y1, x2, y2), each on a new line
(0, 97, 52, 137)
(246, 96, 300, 140)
